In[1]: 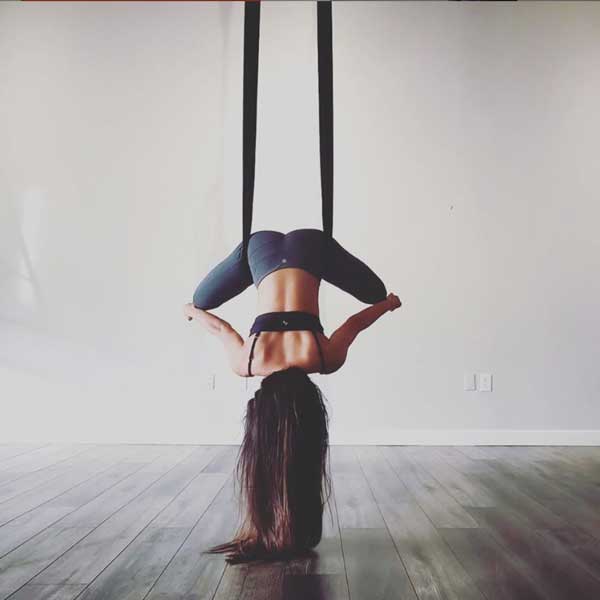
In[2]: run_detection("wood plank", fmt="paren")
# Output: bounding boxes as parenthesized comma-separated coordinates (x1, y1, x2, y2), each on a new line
(74, 472, 227, 599)
(353, 447, 419, 600)
(377, 500, 485, 600)
(439, 527, 547, 600)
(239, 562, 285, 600)
(0, 445, 49, 463)
(282, 574, 347, 600)
(0, 526, 94, 600)
(468, 506, 600, 600)
(0, 445, 96, 483)
(518, 448, 600, 507)
(0, 446, 129, 526)
(341, 528, 417, 600)
(477, 447, 579, 503)
(213, 564, 249, 600)
(333, 473, 385, 529)
(0, 454, 156, 557)
(330, 446, 384, 529)
(0, 446, 120, 504)
(328, 445, 360, 475)
(455, 446, 492, 460)
(0, 458, 142, 558)
(427, 447, 496, 478)
(76, 527, 190, 600)
(5, 584, 85, 600)
(29, 447, 212, 586)
(149, 470, 228, 528)
(55, 447, 197, 527)
(381, 447, 479, 528)
(535, 446, 600, 481)
(145, 477, 240, 600)
(0, 446, 197, 597)
(0, 506, 75, 559)
(407, 447, 496, 508)
(472, 448, 600, 539)
(424, 448, 600, 549)
(201, 445, 239, 474)
(536, 527, 600, 582)
(435, 448, 566, 530)
(354, 446, 412, 504)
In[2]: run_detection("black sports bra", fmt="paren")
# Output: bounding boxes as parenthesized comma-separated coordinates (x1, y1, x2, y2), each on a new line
(246, 311, 327, 376)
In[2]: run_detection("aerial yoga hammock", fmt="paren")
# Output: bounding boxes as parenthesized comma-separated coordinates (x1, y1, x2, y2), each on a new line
(186, 0, 401, 378)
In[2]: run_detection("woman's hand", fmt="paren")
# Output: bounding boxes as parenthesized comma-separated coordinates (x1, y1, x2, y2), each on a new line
(386, 293, 402, 312)
(183, 303, 244, 370)
(183, 302, 201, 321)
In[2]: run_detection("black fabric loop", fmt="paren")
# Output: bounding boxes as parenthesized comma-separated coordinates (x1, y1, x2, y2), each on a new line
(242, 1, 261, 261)
(241, 1, 334, 260)
(247, 331, 261, 377)
(317, 0, 334, 244)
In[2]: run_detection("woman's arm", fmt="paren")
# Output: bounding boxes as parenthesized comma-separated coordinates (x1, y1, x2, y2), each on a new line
(183, 304, 247, 375)
(326, 293, 401, 372)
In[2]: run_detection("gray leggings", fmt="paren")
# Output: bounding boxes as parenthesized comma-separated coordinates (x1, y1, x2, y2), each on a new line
(193, 229, 387, 310)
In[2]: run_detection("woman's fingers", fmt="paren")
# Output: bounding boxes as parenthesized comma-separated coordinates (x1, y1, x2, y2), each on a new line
(183, 303, 196, 321)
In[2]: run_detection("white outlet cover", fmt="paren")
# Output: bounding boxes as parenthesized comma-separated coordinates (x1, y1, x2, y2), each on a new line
(478, 373, 493, 392)
(463, 373, 476, 391)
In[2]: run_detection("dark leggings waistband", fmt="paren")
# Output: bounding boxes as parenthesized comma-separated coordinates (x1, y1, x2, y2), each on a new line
(249, 311, 324, 335)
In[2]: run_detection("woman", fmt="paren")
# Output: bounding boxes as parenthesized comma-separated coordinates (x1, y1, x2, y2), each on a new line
(184, 228, 401, 377)
(184, 228, 401, 562)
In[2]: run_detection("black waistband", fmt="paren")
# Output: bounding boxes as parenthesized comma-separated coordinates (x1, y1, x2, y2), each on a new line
(250, 311, 324, 335)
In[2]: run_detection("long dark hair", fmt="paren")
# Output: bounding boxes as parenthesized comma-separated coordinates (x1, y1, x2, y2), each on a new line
(207, 367, 331, 563)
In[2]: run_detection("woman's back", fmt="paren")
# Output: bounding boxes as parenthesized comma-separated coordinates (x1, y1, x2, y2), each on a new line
(247, 269, 324, 376)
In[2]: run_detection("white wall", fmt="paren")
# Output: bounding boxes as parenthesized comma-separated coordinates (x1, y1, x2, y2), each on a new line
(1, 2, 599, 445)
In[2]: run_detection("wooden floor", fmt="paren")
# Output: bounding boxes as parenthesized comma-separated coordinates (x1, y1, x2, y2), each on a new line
(0, 445, 600, 599)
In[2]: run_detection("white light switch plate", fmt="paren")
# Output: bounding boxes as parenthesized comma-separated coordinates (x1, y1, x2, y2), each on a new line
(464, 373, 476, 391)
(478, 373, 493, 392)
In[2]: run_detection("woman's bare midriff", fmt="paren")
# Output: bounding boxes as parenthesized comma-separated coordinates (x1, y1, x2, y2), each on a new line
(256, 268, 321, 314)
(247, 268, 327, 376)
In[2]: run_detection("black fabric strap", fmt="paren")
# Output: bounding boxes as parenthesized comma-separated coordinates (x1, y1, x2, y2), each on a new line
(317, 0, 334, 243)
(242, 1, 261, 260)
(242, 1, 334, 259)
(247, 331, 261, 377)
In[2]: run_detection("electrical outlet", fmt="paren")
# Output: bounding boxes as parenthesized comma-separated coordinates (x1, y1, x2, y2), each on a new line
(478, 373, 493, 392)
(207, 373, 216, 391)
(464, 373, 476, 391)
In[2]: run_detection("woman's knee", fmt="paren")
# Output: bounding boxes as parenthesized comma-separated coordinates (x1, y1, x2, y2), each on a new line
(361, 278, 387, 304)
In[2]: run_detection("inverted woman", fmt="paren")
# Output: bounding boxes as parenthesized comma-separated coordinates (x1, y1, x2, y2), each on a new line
(183, 0, 401, 564)
(184, 228, 400, 377)
(183, 228, 401, 563)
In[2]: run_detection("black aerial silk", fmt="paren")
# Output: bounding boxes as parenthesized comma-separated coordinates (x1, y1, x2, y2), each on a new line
(241, 0, 334, 261)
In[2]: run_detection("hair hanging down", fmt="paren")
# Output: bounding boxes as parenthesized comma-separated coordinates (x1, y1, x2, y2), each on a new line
(207, 367, 332, 564)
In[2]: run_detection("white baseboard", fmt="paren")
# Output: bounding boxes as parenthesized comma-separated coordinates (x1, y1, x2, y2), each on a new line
(329, 429, 600, 446)
(4, 429, 600, 446)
